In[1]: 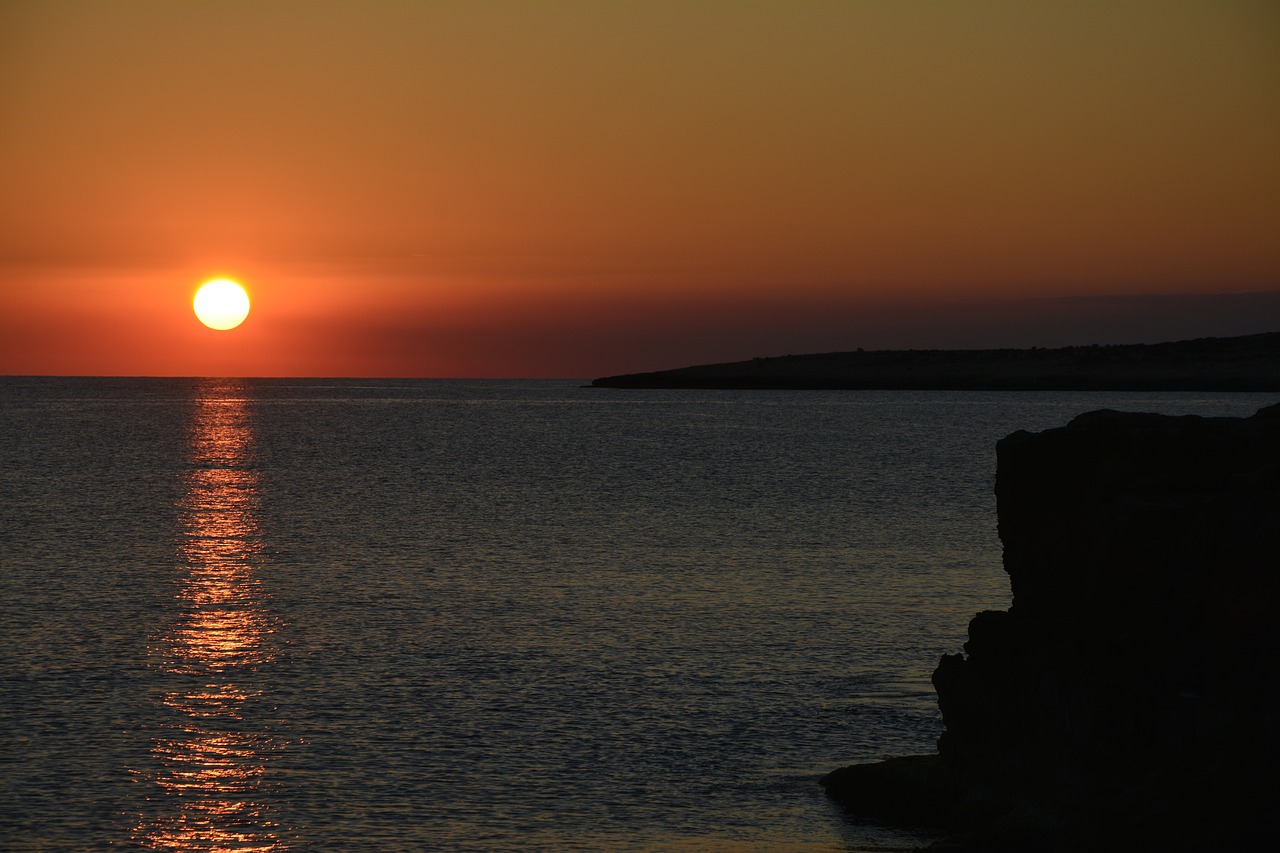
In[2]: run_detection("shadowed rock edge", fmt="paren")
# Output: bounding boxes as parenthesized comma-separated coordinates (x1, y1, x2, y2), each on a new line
(822, 402, 1280, 851)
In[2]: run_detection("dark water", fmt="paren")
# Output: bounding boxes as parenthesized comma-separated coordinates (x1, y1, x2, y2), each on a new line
(1, 378, 1271, 851)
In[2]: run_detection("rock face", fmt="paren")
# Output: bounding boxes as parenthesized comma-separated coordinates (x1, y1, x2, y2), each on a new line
(824, 403, 1280, 851)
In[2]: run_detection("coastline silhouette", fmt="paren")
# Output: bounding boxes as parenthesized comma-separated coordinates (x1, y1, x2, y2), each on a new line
(593, 332, 1280, 391)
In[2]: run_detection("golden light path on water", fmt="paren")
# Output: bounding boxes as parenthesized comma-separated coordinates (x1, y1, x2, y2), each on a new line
(135, 381, 289, 851)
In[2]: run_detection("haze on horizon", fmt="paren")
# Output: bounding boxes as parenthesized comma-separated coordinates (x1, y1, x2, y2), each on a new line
(2, 0, 1277, 378)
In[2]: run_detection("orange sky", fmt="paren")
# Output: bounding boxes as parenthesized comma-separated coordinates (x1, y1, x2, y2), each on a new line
(2, 1, 1278, 377)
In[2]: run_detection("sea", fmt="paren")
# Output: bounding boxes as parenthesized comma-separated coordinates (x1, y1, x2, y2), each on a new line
(2, 377, 1272, 852)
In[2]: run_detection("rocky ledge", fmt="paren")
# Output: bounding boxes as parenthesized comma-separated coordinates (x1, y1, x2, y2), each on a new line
(823, 402, 1280, 851)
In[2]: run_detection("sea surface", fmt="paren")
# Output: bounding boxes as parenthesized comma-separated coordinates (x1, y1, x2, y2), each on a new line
(2, 378, 1272, 851)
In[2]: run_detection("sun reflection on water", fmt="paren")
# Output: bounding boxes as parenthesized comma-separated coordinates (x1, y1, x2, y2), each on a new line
(135, 381, 290, 851)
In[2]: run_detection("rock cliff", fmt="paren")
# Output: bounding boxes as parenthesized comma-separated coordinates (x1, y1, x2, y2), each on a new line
(823, 403, 1280, 851)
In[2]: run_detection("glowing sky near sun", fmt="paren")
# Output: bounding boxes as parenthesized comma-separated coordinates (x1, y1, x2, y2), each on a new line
(1, 1, 1277, 377)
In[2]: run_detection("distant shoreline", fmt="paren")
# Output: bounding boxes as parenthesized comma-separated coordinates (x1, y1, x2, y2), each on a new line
(591, 332, 1280, 391)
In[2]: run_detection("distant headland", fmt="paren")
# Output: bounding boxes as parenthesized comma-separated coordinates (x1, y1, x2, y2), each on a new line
(591, 332, 1280, 391)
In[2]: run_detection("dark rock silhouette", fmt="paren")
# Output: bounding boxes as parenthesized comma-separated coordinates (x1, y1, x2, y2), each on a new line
(591, 331, 1280, 390)
(823, 402, 1280, 851)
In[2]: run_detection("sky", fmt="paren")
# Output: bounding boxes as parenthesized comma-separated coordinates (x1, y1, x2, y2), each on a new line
(2, 1, 1277, 378)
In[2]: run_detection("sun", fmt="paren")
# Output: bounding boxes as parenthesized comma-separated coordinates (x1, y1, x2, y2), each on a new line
(193, 279, 251, 330)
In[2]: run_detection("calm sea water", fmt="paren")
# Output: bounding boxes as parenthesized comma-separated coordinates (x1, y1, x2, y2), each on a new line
(1, 378, 1272, 851)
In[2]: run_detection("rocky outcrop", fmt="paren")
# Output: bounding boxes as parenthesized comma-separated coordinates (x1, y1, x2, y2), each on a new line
(824, 402, 1280, 851)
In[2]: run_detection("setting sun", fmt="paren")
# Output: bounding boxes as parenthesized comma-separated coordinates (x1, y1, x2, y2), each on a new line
(193, 280, 251, 331)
